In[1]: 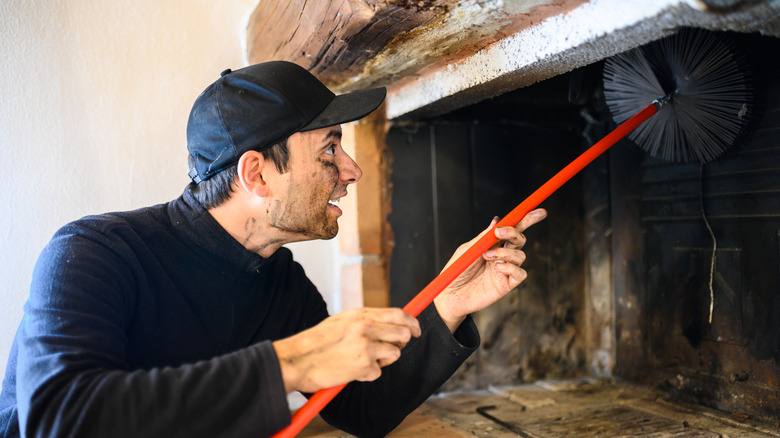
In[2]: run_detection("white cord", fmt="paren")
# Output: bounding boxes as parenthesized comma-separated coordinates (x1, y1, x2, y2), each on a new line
(700, 164, 717, 324)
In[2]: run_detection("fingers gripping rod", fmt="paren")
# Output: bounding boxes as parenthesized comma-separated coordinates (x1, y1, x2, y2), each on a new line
(271, 100, 663, 438)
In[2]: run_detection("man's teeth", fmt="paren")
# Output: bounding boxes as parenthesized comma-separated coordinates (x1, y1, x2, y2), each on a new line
(328, 199, 339, 206)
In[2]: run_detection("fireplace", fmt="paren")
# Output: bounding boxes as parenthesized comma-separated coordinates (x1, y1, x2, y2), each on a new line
(385, 30, 780, 432)
(246, 1, 780, 434)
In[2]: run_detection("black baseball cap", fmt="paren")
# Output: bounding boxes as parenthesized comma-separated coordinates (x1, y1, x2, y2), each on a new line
(186, 61, 386, 183)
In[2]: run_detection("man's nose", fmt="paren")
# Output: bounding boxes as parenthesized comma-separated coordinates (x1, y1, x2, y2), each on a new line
(339, 152, 362, 184)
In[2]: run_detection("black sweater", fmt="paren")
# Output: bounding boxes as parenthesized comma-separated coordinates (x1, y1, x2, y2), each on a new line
(0, 187, 478, 438)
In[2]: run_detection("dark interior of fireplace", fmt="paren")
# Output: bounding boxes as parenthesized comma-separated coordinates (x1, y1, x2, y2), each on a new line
(385, 29, 780, 430)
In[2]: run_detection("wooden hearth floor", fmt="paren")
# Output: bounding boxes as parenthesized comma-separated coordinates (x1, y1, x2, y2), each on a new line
(297, 379, 780, 437)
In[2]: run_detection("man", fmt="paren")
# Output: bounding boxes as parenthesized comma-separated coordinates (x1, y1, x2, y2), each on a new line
(0, 61, 546, 437)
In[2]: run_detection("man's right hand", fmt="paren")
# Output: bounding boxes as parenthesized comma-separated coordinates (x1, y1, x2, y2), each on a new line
(272, 308, 421, 394)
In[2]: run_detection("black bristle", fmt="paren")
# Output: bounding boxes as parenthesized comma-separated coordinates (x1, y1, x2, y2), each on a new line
(603, 28, 753, 163)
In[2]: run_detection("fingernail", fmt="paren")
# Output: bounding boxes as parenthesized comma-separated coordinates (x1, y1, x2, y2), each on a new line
(485, 250, 496, 258)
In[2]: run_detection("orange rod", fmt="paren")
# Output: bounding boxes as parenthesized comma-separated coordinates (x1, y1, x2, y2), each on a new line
(271, 101, 659, 438)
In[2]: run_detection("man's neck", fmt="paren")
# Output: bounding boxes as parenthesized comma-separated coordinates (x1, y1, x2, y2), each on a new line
(208, 197, 287, 259)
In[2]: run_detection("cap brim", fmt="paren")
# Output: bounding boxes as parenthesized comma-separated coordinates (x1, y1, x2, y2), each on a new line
(300, 87, 386, 132)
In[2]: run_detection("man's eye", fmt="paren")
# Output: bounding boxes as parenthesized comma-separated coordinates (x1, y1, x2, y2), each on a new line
(326, 145, 336, 155)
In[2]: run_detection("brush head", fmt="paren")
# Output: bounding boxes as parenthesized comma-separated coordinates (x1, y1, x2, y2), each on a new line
(603, 28, 753, 163)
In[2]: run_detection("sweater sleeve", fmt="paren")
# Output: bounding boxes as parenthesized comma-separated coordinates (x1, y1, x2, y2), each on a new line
(16, 226, 290, 438)
(317, 303, 480, 437)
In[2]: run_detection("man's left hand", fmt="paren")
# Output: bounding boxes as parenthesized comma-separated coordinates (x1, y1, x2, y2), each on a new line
(433, 208, 547, 333)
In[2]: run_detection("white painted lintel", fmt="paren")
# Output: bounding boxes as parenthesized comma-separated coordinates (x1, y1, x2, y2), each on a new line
(387, 0, 780, 120)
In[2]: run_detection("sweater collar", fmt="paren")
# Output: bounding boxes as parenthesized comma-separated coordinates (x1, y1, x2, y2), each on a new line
(168, 185, 274, 273)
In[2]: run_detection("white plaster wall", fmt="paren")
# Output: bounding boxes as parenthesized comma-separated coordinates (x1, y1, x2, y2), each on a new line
(0, 0, 340, 380)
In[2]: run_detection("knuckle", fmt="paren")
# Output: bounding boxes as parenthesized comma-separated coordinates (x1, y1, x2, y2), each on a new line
(518, 268, 528, 282)
(391, 308, 407, 318)
(351, 319, 371, 334)
(368, 367, 382, 381)
(356, 337, 371, 350)
(354, 353, 372, 369)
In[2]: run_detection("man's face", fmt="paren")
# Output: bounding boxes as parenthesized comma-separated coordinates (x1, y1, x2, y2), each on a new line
(267, 125, 362, 240)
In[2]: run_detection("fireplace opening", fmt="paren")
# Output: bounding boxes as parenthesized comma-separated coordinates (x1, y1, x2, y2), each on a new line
(385, 29, 780, 433)
(388, 71, 589, 389)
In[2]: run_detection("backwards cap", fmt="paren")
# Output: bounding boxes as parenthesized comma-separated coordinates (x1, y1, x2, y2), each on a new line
(187, 61, 386, 183)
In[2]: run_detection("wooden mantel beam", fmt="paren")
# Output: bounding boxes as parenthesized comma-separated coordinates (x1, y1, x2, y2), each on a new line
(246, 0, 589, 92)
(247, 1, 451, 88)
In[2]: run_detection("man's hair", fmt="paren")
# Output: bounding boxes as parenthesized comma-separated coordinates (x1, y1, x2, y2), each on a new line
(189, 137, 290, 209)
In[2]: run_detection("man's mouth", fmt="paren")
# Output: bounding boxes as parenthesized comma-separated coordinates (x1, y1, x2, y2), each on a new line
(327, 197, 343, 215)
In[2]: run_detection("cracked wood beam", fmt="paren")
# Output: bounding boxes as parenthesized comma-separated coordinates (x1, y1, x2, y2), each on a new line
(247, 0, 453, 87)
(247, 0, 592, 93)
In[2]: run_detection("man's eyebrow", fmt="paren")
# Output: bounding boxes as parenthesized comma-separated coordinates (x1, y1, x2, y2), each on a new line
(325, 130, 342, 141)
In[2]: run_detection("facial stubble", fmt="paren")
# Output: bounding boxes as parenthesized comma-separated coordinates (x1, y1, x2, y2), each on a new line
(269, 158, 341, 240)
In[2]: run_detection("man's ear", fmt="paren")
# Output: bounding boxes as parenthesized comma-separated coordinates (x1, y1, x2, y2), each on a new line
(236, 150, 271, 197)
